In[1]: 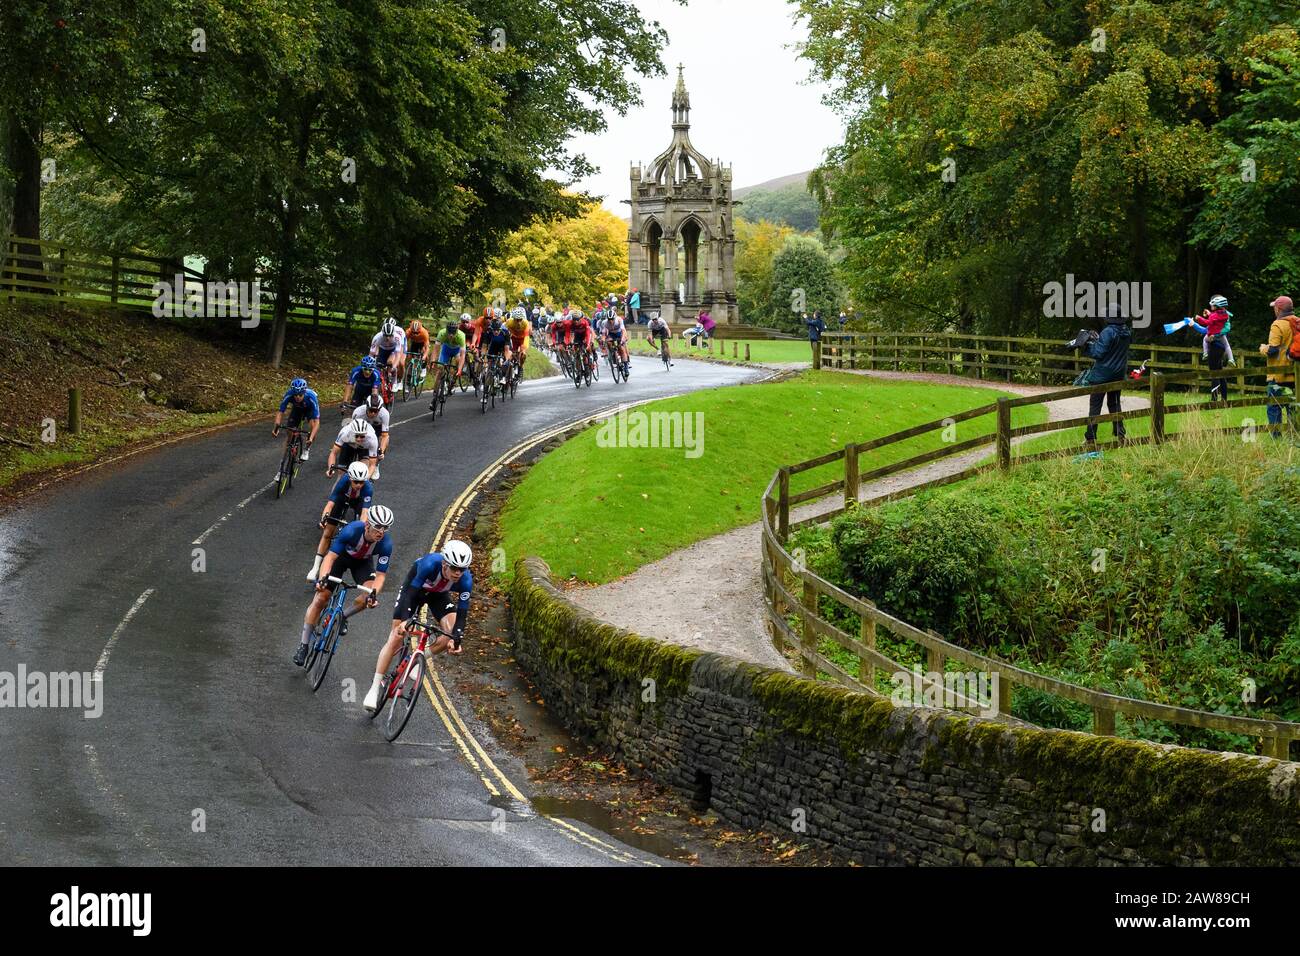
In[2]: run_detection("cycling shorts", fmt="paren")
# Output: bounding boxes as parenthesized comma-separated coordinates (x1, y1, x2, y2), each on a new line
(438, 344, 463, 366)
(650, 327, 669, 340)
(322, 553, 376, 589)
(392, 566, 458, 622)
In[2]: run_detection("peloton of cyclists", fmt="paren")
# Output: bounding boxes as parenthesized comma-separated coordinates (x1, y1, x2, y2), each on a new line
(294, 505, 394, 667)
(271, 378, 321, 478)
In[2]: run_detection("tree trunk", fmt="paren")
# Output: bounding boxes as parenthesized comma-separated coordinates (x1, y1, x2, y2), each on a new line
(396, 238, 422, 317)
(4, 107, 46, 288)
(265, 101, 316, 368)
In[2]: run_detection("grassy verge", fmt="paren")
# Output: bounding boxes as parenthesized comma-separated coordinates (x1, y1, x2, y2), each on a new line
(497, 370, 1047, 583)
(0, 302, 375, 493)
(628, 337, 811, 365)
(521, 348, 558, 379)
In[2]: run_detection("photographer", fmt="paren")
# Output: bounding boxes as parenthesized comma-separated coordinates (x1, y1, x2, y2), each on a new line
(1070, 302, 1132, 445)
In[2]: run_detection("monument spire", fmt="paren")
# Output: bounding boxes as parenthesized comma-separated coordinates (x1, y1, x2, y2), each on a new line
(672, 64, 690, 127)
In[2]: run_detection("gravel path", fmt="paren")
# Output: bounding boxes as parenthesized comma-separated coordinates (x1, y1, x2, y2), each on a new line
(569, 368, 1146, 670)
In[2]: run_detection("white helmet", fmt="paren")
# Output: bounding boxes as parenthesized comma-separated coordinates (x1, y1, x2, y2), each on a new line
(346, 461, 369, 482)
(460, 312, 471, 323)
(343, 420, 370, 443)
(367, 505, 394, 529)
(441, 539, 472, 569)
(381, 318, 398, 337)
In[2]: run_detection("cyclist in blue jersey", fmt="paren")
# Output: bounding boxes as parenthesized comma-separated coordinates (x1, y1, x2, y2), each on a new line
(362, 540, 472, 712)
(271, 378, 320, 470)
(343, 355, 383, 413)
(482, 318, 513, 390)
(294, 506, 394, 667)
(307, 460, 373, 581)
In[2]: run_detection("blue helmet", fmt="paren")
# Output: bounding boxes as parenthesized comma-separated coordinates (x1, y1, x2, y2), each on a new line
(361, 355, 377, 370)
(290, 377, 307, 393)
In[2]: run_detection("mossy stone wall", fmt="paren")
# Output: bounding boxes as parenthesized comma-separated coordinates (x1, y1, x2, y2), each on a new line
(511, 557, 1300, 865)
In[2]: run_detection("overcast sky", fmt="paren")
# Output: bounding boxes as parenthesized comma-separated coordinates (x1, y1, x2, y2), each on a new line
(566, 0, 845, 214)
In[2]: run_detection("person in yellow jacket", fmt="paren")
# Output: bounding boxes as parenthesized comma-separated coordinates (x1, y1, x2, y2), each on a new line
(1259, 295, 1296, 436)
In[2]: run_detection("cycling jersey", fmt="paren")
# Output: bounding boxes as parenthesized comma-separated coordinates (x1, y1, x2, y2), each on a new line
(329, 519, 392, 572)
(569, 318, 592, 346)
(405, 326, 430, 354)
(370, 329, 406, 360)
(351, 404, 391, 434)
(280, 389, 321, 425)
(484, 327, 511, 355)
(349, 366, 382, 400)
(327, 473, 374, 510)
(648, 319, 670, 339)
(506, 319, 531, 342)
(333, 423, 379, 459)
(393, 553, 473, 634)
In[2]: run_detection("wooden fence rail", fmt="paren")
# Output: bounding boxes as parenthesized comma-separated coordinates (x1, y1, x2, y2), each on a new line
(760, 364, 1300, 760)
(1, 235, 382, 333)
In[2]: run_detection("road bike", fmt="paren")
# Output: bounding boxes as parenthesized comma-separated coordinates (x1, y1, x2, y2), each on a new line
(480, 352, 506, 412)
(303, 575, 374, 692)
(429, 361, 454, 423)
(275, 427, 309, 499)
(605, 341, 629, 383)
(403, 354, 427, 401)
(369, 617, 452, 741)
(380, 365, 397, 409)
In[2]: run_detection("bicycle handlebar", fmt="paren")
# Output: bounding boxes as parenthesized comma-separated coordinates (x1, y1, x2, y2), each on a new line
(322, 575, 375, 594)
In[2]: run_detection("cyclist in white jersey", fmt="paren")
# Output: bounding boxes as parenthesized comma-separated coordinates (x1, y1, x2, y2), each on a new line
(369, 318, 407, 391)
(350, 393, 390, 478)
(326, 418, 379, 479)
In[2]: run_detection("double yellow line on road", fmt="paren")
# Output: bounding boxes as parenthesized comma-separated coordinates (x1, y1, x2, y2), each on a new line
(419, 403, 665, 866)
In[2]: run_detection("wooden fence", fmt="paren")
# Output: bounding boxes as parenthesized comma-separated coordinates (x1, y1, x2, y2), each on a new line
(819, 330, 1269, 394)
(760, 365, 1300, 759)
(1, 235, 382, 332)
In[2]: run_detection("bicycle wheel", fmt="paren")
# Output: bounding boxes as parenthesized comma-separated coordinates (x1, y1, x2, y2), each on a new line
(302, 604, 329, 672)
(276, 443, 294, 499)
(412, 361, 424, 400)
(382, 651, 425, 742)
(370, 655, 403, 721)
(309, 602, 343, 692)
(289, 435, 302, 486)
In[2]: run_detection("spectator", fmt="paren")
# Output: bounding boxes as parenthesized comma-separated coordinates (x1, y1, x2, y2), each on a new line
(838, 310, 848, 330)
(627, 288, 641, 325)
(805, 310, 826, 366)
(1259, 294, 1296, 437)
(1077, 303, 1132, 445)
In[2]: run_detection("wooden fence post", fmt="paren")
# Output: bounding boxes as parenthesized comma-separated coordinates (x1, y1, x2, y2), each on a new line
(111, 256, 120, 304)
(777, 467, 790, 541)
(1038, 341, 1046, 386)
(996, 397, 1011, 470)
(812, 340, 822, 370)
(800, 580, 818, 679)
(1093, 707, 1116, 736)
(745, 343, 750, 362)
(1151, 374, 1166, 444)
(859, 611, 877, 691)
(68, 387, 81, 435)
(844, 443, 859, 508)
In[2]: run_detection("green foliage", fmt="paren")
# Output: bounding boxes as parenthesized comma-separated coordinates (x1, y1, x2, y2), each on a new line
(801, 430, 1300, 735)
(770, 234, 842, 333)
(736, 181, 820, 232)
(735, 218, 793, 326)
(794, 0, 1300, 338)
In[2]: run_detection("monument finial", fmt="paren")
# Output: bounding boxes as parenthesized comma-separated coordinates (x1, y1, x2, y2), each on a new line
(672, 64, 690, 121)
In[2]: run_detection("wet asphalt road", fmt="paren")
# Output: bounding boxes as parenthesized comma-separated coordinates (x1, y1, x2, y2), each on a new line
(0, 355, 762, 865)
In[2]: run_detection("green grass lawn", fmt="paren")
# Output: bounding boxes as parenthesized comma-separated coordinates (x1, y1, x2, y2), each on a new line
(497, 370, 1047, 583)
(628, 336, 813, 365)
(521, 348, 558, 379)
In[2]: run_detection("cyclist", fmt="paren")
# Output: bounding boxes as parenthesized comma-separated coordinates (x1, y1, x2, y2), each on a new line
(404, 319, 431, 391)
(647, 312, 673, 366)
(605, 309, 630, 373)
(271, 378, 320, 479)
(308, 460, 373, 581)
(506, 307, 532, 379)
(350, 392, 390, 477)
(295, 505, 394, 667)
(431, 320, 467, 405)
(482, 316, 513, 391)
(326, 418, 379, 479)
(362, 539, 472, 712)
(569, 309, 595, 374)
(369, 318, 407, 392)
(343, 355, 383, 412)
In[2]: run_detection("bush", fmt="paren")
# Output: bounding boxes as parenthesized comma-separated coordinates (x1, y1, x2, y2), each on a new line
(829, 498, 1003, 637)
